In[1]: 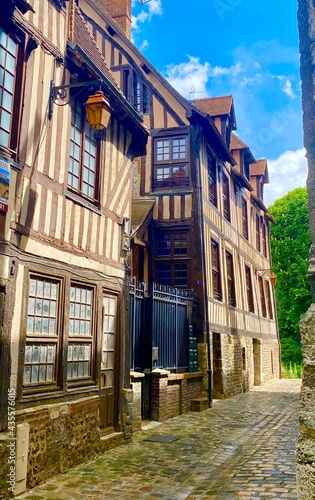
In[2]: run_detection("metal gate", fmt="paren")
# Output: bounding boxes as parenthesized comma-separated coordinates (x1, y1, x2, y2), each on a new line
(130, 279, 197, 372)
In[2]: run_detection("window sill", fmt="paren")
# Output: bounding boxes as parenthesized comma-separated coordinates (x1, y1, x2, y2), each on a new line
(65, 188, 102, 215)
(150, 189, 193, 196)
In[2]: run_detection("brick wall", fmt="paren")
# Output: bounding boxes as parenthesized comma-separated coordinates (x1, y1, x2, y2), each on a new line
(147, 371, 204, 422)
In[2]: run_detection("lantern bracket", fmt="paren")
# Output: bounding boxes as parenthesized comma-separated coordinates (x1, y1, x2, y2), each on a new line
(48, 79, 103, 120)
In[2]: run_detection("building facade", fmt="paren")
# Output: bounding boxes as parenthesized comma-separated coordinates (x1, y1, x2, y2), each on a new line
(77, 0, 280, 405)
(0, 0, 147, 496)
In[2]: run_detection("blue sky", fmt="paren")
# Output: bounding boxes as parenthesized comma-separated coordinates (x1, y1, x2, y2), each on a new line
(131, 0, 307, 207)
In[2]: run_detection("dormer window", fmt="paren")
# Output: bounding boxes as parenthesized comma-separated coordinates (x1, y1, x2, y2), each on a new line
(122, 68, 150, 115)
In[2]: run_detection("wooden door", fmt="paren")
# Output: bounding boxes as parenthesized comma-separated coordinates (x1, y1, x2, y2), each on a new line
(100, 295, 117, 433)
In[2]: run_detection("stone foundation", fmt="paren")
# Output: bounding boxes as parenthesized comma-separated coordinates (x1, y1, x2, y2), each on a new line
(212, 333, 280, 399)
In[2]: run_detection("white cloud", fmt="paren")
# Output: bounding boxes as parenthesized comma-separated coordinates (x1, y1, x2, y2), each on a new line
(164, 56, 210, 98)
(264, 148, 307, 207)
(132, 0, 163, 32)
(209, 61, 244, 77)
(139, 39, 149, 51)
(164, 56, 244, 99)
(277, 76, 297, 99)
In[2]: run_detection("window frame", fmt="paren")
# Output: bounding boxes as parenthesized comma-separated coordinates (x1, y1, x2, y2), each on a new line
(258, 275, 267, 318)
(154, 230, 190, 287)
(241, 197, 248, 240)
(255, 214, 261, 252)
(0, 25, 24, 156)
(121, 67, 150, 115)
(208, 153, 217, 207)
(21, 272, 98, 398)
(152, 135, 189, 191)
(22, 273, 63, 394)
(245, 265, 255, 313)
(222, 172, 231, 222)
(211, 239, 222, 301)
(68, 97, 101, 204)
(226, 250, 236, 307)
(265, 280, 274, 320)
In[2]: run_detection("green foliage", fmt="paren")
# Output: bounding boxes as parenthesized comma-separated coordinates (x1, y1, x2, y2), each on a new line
(269, 187, 311, 365)
(281, 362, 303, 379)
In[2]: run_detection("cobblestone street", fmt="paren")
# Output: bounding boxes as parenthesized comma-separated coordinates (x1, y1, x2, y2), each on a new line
(17, 379, 301, 500)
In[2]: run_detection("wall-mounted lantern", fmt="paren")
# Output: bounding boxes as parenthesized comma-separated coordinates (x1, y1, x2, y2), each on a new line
(49, 79, 111, 134)
(256, 268, 277, 286)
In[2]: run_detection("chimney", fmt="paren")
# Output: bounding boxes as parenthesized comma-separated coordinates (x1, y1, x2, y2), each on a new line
(100, 0, 132, 39)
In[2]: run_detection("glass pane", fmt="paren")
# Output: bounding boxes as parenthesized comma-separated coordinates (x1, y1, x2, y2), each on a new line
(27, 316, 34, 333)
(105, 370, 113, 388)
(40, 345, 47, 363)
(42, 318, 48, 333)
(47, 365, 53, 381)
(28, 297, 35, 314)
(32, 365, 39, 383)
(33, 346, 39, 362)
(78, 362, 84, 377)
(25, 345, 32, 363)
(43, 300, 50, 315)
(83, 361, 89, 376)
(39, 365, 46, 382)
(49, 318, 56, 334)
(47, 346, 55, 363)
(23, 366, 31, 384)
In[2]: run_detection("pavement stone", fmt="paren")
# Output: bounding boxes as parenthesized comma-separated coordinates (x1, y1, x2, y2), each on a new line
(16, 379, 301, 500)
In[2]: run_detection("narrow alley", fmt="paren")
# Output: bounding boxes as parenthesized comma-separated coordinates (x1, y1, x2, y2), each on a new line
(16, 379, 301, 500)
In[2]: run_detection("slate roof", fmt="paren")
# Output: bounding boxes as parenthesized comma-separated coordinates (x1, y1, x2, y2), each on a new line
(194, 96, 233, 117)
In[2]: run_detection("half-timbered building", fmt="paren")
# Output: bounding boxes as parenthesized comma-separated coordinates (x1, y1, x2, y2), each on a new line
(76, 0, 280, 413)
(0, 0, 147, 495)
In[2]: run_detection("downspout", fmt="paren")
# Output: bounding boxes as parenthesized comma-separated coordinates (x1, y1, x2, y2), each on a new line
(195, 128, 212, 407)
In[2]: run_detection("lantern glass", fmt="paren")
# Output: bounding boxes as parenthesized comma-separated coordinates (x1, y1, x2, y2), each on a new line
(84, 91, 111, 131)
(269, 272, 277, 287)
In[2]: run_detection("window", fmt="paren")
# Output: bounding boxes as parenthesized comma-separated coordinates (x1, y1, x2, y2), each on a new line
(211, 240, 222, 301)
(208, 154, 217, 207)
(101, 296, 116, 389)
(23, 274, 97, 394)
(68, 99, 99, 201)
(153, 136, 189, 190)
(222, 173, 231, 222)
(245, 265, 255, 313)
(122, 69, 149, 115)
(0, 27, 22, 151)
(226, 251, 236, 307)
(67, 284, 94, 380)
(241, 198, 248, 240)
(24, 276, 60, 386)
(257, 178, 264, 199)
(262, 221, 267, 257)
(265, 280, 274, 319)
(255, 214, 260, 252)
(155, 231, 189, 286)
(258, 276, 267, 318)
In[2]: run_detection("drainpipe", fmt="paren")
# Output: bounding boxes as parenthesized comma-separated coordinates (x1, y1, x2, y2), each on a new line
(195, 128, 212, 407)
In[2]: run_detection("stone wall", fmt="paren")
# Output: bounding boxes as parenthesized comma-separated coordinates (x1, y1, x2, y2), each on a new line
(213, 333, 280, 399)
(144, 371, 204, 422)
(296, 305, 315, 498)
(0, 436, 12, 499)
(15, 397, 101, 489)
(297, 2, 315, 496)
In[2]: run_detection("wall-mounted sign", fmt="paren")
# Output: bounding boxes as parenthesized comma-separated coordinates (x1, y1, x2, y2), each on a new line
(0, 158, 9, 213)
